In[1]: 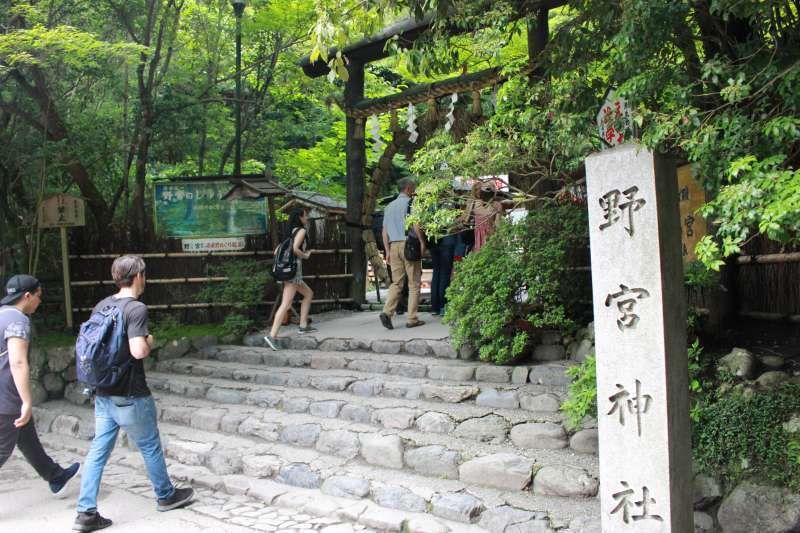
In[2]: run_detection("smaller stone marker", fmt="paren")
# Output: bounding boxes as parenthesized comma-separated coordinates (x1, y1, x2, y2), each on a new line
(586, 144, 693, 532)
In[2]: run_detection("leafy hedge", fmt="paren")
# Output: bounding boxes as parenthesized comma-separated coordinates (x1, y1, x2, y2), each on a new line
(444, 202, 589, 364)
(197, 259, 272, 337)
(561, 355, 597, 430)
(692, 384, 800, 492)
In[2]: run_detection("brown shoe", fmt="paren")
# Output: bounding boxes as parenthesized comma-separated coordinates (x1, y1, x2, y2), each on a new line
(406, 319, 426, 328)
(379, 312, 394, 330)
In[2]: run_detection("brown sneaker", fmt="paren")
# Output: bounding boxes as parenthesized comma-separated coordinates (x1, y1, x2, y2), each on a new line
(406, 319, 426, 328)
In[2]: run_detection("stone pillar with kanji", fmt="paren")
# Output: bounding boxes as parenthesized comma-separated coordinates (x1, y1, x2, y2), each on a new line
(586, 144, 693, 532)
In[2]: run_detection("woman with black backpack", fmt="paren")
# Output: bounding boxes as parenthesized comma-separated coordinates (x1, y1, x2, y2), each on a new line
(264, 207, 315, 350)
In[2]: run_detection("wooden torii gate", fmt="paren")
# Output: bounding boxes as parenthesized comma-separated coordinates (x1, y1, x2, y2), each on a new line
(298, 1, 564, 303)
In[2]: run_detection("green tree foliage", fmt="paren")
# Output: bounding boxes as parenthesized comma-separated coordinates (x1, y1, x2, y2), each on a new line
(1, 0, 352, 278)
(312, 0, 800, 268)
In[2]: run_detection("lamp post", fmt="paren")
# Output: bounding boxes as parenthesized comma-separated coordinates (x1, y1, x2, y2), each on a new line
(232, 0, 245, 177)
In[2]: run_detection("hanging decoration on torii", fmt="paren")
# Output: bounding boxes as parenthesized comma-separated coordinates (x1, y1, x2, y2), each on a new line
(444, 92, 458, 132)
(369, 114, 384, 153)
(406, 103, 418, 143)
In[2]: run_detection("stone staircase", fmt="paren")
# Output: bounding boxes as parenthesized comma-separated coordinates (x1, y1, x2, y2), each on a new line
(38, 336, 601, 532)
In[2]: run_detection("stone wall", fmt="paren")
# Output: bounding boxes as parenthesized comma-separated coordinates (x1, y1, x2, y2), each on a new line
(30, 335, 220, 407)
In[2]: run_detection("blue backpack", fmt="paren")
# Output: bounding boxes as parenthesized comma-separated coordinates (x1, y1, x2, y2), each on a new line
(75, 299, 134, 388)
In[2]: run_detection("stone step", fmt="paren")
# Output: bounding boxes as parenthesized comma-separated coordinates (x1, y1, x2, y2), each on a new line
(37, 432, 485, 533)
(95, 370, 600, 456)
(244, 335, 462, 359)
(53, 389, 599, 489)
(138, 371, 598, 456)
(191, 345, 575, 388)
(37, 401, 600, 531)
(163, 391, 594, 474)
(152, 358, 569, 412)
(257, 333, 570, 365)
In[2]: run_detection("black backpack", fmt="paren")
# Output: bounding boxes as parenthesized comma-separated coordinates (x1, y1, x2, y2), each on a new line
(271, 228, 299, 281)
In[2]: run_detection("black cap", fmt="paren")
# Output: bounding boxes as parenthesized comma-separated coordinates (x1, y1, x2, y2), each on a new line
(1, 275, 41, 305)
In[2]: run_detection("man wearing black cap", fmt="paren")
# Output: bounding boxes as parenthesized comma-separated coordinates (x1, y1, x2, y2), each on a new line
(0, 274, 81, 495)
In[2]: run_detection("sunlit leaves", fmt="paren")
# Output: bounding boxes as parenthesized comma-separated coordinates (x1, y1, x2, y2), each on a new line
(0, 25, 142, 68)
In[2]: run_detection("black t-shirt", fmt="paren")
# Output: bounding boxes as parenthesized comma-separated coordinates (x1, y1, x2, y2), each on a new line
(93, 295, 151, 398)
(0, 306, 32, 415)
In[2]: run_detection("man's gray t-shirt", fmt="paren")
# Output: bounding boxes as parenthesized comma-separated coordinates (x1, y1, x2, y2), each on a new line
(93, 296, 151, 398)
(0, 306, 31, 415)
(383, 193, 411, 242)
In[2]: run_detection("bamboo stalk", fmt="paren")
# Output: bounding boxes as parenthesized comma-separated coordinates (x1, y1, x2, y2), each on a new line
(69, 249, 353, 259)
(736, 252, 800, 264)
(71, 273, 354, 287)
(72, 297, 355, 312)
(739, 311, 800, 323)
(303, 274, 354, 280)
(71, 277, 231, 286)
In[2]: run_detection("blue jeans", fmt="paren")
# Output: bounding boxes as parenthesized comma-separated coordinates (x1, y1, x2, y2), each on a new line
(431, 235, 457, 313)
(77, 395, 174, 512)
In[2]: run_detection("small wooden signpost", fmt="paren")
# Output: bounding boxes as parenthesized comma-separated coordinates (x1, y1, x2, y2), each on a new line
(39, 193, 86, 329)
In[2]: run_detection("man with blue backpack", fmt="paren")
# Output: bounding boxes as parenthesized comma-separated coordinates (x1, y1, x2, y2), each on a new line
(0, 274, 81, 495)
(73, 255, 193, 532)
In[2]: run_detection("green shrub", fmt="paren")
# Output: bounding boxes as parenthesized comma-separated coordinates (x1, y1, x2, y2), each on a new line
(692, 384, 800, 491)
(221, 313, 254, 338)
(444, 202, 589, 364)
(197, 259, 271, 329)
(150, 315, 227, 342)
(560, 355, 597, 430)
(151, 314, 182, 340)
(684, 260, 719, 289)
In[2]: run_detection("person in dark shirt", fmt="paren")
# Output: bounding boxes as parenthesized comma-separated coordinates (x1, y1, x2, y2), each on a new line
(74, 256, 193, 532)
(0, 274, 81, 495)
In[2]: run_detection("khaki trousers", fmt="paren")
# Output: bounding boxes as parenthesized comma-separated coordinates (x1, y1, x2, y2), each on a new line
(383, 241, 422, 321)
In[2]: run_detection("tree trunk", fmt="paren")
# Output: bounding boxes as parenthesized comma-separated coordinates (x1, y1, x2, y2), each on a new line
(6, 69, 111, 228)
(124, 0, 183, 244)
(526, 8, 549, 82)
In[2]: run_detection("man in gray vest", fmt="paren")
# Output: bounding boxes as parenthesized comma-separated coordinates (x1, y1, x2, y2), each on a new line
(379, 178, 427, 329)
(0, 274, 81, 495)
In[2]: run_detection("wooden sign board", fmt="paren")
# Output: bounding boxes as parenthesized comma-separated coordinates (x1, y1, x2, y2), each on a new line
(677, 165, 706, 263)
(39, 193, 86, 228)
(182, 237, 246, 252)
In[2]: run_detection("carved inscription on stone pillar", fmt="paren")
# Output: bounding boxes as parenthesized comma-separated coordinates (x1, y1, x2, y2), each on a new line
(586, 144, 693, 532)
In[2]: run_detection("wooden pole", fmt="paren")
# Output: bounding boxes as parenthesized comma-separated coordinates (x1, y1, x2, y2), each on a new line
(60, 226, 73, 329)
(267, 196, 279, 248)
(345, 61, 367, 304)
(472, 90, 481, 114)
